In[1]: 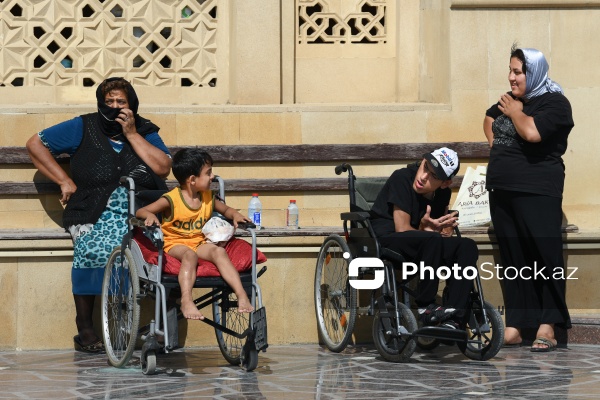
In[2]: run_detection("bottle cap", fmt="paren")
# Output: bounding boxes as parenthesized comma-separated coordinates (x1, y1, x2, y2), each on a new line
(252, 193, 259, 197)
(290, 200, 296, 203)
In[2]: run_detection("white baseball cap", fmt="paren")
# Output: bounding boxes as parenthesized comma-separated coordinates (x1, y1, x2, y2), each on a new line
(423, 147, 460, 180)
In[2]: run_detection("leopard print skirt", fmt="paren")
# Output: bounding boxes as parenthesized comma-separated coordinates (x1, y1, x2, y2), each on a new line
(70, 186, 128, 295)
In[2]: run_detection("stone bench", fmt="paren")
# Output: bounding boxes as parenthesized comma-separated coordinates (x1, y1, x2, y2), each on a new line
(1, 142, 492, 195)
(0, 141, 578, 240)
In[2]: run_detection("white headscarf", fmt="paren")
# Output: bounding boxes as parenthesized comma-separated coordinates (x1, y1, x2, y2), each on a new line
(522, 48, 564, 100)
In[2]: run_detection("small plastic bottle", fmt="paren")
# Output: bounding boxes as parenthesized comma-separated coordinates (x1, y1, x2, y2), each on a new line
(286, 200, 299, 229)
(248, 193, 262, 229)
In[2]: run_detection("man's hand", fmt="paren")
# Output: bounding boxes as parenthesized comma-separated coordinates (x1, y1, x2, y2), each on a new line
(420, 206, 458, 233)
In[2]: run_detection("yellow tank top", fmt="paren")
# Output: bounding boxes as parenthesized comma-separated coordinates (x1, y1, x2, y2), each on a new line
(161, 187, 214, 252)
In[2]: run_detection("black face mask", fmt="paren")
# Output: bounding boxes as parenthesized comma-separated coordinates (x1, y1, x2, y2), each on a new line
(98, 104, 124, 137)
(96, 77, 159, 138)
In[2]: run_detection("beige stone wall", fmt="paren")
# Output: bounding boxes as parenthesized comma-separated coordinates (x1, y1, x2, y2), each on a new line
(2, 0, 600, 349)
(0, 0, 600, 229)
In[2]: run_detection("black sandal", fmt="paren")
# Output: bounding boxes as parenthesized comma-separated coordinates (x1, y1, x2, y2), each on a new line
(530, 337, 557, 352)
(73, 335, 105, 354)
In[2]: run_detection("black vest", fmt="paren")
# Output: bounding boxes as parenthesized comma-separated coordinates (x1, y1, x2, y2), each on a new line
(63, 113, 166, 227)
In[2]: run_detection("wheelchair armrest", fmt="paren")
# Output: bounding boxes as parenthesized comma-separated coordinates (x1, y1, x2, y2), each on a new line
(381, 247, 406, 265)
(129, 218, 164, 246)
(237, 222, 257, 230)
(130, 217, 152, 228)
(340, 211, 370, 222)
(215, 216, 255, 231)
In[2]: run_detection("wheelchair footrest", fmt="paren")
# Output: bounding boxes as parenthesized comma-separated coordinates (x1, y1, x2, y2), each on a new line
(253, 307, 268, 351)
(412, 326, 468, 343)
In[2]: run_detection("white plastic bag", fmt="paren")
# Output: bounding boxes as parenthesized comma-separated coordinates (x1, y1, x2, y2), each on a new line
(451, 165, 491, 227)
(202, 217, 235, 244)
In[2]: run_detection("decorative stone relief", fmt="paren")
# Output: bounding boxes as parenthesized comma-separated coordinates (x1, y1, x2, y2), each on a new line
(298, 0, 387, 44)
(0, 0, 218, 87)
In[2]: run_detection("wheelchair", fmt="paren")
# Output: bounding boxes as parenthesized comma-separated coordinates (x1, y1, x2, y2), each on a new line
(314, 163, 504, 362)
(100, 176, 268, 375)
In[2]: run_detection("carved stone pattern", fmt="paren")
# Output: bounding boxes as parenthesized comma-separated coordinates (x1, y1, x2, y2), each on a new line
(298, 0, 387, 44)
(0, 0, 218, 87)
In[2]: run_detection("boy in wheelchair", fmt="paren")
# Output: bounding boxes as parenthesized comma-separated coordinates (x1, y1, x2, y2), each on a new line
(369, 147, 477, 330)
(136, 148, 254, 320)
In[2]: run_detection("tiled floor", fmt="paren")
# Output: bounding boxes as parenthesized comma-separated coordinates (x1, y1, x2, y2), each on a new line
(1, 344, 599, 399)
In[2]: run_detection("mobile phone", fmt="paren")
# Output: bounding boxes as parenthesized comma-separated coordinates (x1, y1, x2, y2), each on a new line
(448, 209, 459, 218)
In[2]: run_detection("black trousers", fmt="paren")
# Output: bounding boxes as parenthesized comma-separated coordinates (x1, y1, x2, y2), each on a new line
(489, 189, 571, 329)
(379, 230, 477, 311)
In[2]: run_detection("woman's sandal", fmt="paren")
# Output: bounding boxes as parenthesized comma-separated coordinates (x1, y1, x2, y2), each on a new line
(530, 337, 557, 353)
(73, 335, 105, 354)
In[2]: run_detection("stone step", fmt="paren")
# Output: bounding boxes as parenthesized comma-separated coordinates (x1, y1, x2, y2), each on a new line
(568, 315, 600, 345)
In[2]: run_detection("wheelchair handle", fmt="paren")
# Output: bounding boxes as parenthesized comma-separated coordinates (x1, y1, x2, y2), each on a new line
(335, 164, 357, 209)
(335, 163, 352, 176)
(119, 176, 135, 189)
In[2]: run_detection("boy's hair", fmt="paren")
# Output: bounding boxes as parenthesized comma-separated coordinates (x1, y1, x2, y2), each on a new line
(172, 148, 213, 184)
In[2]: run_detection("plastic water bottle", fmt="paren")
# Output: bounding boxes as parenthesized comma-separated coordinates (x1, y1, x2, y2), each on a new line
(286, 200, 299, 229)
(248, 193, 262, 229)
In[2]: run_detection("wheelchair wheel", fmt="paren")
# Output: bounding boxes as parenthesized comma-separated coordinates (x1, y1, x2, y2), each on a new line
(372, 301, 417, 362)
(141, 350, 157, 375)
(213, 289, 251, 366)
(314, 234, 357, 352)
(457, 300, 504, 361)
(241, 341, 259, 372)
(101, 246, 141, 368)
(416, 336, 440, 351)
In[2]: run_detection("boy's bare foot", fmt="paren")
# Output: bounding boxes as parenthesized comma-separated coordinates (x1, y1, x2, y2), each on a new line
(237, 296, 254, 313)
(181, 300, 204, 320)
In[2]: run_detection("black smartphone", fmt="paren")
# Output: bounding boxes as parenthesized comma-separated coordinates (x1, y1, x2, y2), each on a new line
(448, 209, 459, 218)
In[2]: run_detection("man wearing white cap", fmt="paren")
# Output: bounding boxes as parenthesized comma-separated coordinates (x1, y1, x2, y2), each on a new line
(370, 147, 477, 329)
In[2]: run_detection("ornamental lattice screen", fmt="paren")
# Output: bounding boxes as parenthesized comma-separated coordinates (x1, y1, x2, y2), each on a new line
(295, 0, 395, 103)
(0, 0, 218, 88)
(297, 0, 387, 44)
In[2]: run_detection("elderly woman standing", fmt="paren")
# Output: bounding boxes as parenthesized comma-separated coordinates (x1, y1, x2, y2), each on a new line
(484, 46, 573, 352)
(26, 78, 172, 353)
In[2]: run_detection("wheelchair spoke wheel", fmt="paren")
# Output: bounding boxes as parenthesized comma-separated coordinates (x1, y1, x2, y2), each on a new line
(458, 300, 504, 361)
(101, 247, 140, 368)
(213, 290, 250, 366)
(314, 235, 357, 352)
(372, 301, 417, 362)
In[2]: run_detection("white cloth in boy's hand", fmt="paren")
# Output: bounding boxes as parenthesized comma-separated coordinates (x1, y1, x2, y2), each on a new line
(202, 217, 235, 244)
